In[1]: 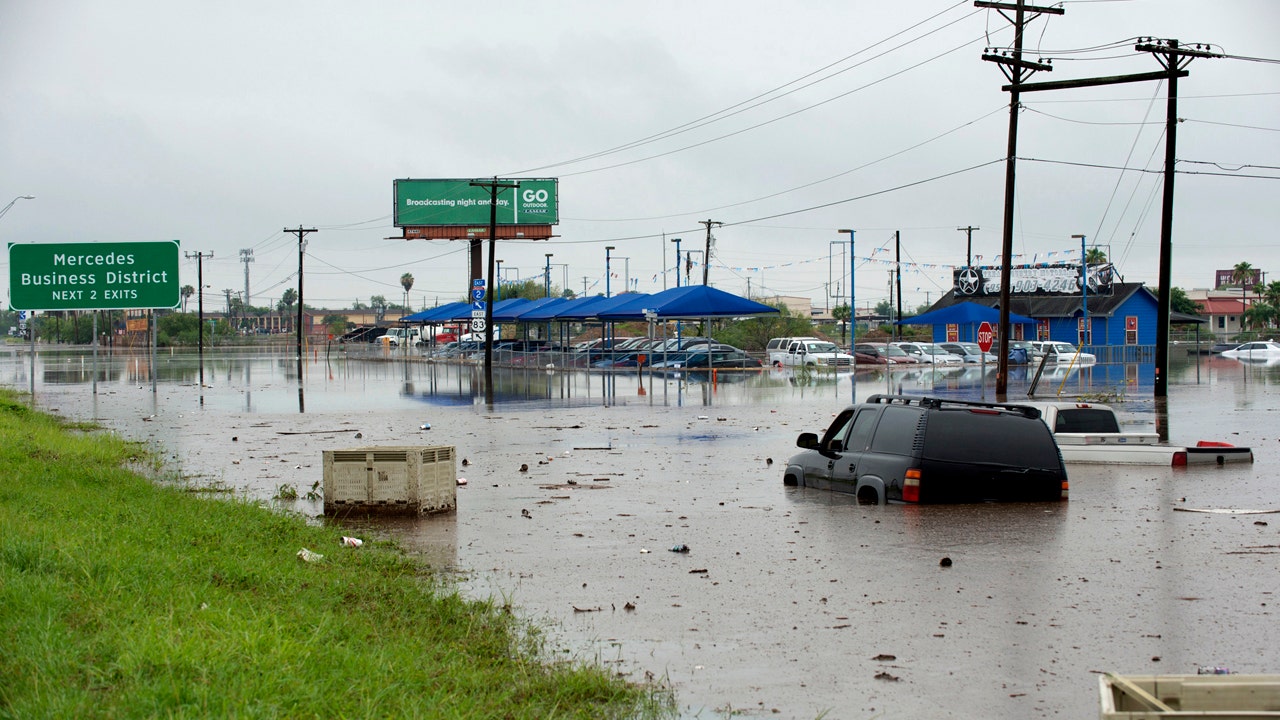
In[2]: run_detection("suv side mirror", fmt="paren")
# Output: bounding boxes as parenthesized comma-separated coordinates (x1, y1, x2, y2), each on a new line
(796, 432, 819, 449)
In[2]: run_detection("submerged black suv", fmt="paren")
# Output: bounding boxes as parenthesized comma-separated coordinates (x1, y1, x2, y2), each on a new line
(783, 394, 1067, 504)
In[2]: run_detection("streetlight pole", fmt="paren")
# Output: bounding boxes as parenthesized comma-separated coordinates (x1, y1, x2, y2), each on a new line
(0, 195, 35, 220)
(1073, 234, 1088, 346)
(544, 253, 553, 298)
(495, 260, 503, 302)
(838, 229, 856, 402)
(670, 238, 682, 288)
(605, 246, 615, 298)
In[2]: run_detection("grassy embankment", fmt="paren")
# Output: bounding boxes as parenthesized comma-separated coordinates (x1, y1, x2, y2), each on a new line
(0, 389, 668, 719)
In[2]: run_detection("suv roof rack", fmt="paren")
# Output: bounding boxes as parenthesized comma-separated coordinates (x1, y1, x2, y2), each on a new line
(865, 394, 1041, 419)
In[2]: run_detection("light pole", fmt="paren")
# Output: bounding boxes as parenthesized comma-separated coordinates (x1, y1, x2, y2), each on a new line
(838, 229, 856, 402)
(0, 195, 34, 221)
(670, 238, 682, 288)
(605, 246, 615, 297)
(1073, 234, 1088, 346)
(544, 253, 553, 298)
(495, 260, 503, 302)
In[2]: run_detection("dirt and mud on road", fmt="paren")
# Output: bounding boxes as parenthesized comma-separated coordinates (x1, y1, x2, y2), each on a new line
(6, 348, 1278, 719)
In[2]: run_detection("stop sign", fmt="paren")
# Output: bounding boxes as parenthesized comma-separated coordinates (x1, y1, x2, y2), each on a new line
(977, 321, 995, 353)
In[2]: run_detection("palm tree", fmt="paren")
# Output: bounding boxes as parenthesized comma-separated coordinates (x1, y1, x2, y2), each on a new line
(400, 273, 414, 312)
(180, 285, 195, 313)
(1085, 248, 1107, 265)
(833, 304, 852, 347)
(1231, 261, 1254, 332)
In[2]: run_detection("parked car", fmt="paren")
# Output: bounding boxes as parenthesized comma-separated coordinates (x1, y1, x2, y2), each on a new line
(939, 342, 997, 364)
(1219, 340, 1280, 361)
(654, 347, 762, 369)
(854, 342, 919, 364)
(783, 394, 1068, 504)
(1007, 340, 1043, 364)
(1031, 341, 1096, 365)
(892, 341, 963, 365)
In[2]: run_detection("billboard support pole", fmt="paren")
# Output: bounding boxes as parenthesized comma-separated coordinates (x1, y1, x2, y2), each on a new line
(470, 178, 520, 406)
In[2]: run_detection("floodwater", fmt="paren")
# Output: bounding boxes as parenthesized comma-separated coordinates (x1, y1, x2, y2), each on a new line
(4, 344, 1278, 720)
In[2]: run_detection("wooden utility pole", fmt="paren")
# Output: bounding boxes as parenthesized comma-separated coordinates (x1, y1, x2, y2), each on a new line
(958, 226, 979, 268)
(998, 38, 1213, 397)
(894, 231, 903, 342)
(184, 250, 212, 388)
(977, 0, 1062, 397)
(283, 226, 317, 395)
(699, 219, 722, 285)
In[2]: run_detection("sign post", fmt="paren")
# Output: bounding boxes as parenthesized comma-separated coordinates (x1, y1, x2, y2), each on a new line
(977, 321, 994, 400)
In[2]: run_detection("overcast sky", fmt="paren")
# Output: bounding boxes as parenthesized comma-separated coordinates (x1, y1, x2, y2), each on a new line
(3, 1, 1277, 315)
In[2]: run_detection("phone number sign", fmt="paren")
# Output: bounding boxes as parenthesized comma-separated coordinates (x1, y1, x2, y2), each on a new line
(9, 240, 181, 311)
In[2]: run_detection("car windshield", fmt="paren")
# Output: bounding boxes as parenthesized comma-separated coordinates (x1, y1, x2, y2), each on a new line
(804, 342, 839, 353)
(882, 346, 910, 357)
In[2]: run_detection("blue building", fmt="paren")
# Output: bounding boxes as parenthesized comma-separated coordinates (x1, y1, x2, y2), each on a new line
(928, 282, 1179, 363)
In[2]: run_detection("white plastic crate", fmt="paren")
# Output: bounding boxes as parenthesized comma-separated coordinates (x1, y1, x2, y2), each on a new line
(322, 445, 456, 515)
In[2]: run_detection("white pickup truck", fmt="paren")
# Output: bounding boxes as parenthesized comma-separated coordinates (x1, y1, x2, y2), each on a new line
(383, 327, 424, 347)
(766, 337, 855, 368)
(1029, 401, 1252, 466)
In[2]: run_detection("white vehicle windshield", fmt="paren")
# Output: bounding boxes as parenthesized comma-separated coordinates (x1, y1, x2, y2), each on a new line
(804, 342, 839, 353)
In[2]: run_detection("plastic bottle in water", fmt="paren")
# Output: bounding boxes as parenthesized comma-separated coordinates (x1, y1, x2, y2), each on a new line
(1197, 666, 1230, 675)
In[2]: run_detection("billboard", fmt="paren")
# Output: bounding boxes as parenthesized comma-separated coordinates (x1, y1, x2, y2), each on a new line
(9, 240, 181, 311)
(1215, 268, 1262, 290)
(394, 178, 558, 227)
(953, 263, 1114, 298)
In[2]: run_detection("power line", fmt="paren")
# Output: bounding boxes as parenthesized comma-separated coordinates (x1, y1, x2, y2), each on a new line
(505, 1, 979, 175)
(553, 34, 988, 179)
(566, 105, 1007, 223)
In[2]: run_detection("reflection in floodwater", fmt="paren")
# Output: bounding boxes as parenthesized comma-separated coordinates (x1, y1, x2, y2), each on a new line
(6, 345, 1280, 412)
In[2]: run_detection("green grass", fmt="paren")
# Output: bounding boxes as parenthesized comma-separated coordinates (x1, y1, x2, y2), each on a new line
(0, 389, 670, 719)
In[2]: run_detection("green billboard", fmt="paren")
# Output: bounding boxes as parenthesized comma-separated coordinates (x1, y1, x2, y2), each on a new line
(8, 240, 181, 311)
(394, 178, 558, 227)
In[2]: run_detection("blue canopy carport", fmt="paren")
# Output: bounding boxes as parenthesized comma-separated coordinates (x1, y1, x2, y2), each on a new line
(896, 301, 1036, 343)
(595, 285, 780, 321)
(594, 285, 779, 373)
(400, 301, 468, 323)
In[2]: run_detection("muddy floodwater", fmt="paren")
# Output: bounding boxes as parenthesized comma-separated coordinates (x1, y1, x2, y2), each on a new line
(4, 344, 1278, 719)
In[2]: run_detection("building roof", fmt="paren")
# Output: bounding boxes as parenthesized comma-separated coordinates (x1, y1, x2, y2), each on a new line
(1197, 297, 1248, 315)
(931, 282, 1155, 319)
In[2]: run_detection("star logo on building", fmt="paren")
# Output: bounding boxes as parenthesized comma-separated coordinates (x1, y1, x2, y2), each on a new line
(957, 267, 982, 295)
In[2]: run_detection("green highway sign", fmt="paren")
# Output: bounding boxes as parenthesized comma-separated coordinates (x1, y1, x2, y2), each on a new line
(394, 178, 558, 227)
(8, 240, 181, 311)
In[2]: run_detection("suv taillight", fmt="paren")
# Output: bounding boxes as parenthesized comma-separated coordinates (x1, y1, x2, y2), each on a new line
(1061, 480, 1069, 499)
(903, 469, 921, 503)
(1172, 451, 1187, 467)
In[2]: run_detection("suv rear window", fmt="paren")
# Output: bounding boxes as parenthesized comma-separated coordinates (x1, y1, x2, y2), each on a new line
(868, 405, 921, 456)
(921, 410, 1059, 468)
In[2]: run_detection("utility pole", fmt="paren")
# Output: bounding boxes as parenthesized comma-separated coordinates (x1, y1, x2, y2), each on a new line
(978, 0, 1063, 397)
(283, 226, 317, 376)
(699, 219, 721, 285)
(957, 226, 979, 268)
(582, 276, 589, 296)
(1137, 38, 1216, 398)
(239, 248, 254, 309)
(184, 251, 212, 388)
(469, 178, 519, 406)
(894, 231, 903, 342)
(223, 288, 235, 330)
(991, 35, 1212, 398)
